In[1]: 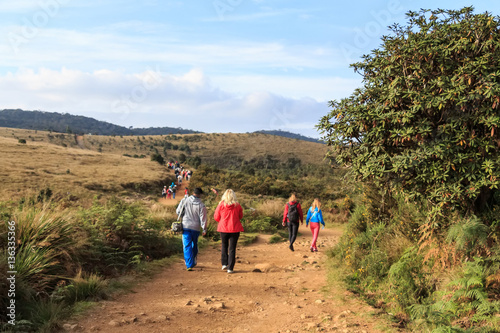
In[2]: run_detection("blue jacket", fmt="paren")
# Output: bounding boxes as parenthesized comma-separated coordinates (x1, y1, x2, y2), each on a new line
(306, 207, 324, 226)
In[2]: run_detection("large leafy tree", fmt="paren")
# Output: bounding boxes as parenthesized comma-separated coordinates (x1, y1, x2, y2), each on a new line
(318, 7, 500, 217)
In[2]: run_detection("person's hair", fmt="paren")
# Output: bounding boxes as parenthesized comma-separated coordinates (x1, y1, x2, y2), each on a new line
(221, 189, 237, 206)
(288, 193, 297, 202)
(311, 198, 321, 210)
(193, 187, 204, 196)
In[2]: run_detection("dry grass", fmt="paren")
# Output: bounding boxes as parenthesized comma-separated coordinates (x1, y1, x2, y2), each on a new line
(256, 198, 286, 219)
(189, 132, 327, 165)
(0, 127, 328, 202)
(0, 128, 327, 165)
(0, 131, 171, 202)
(0, 128, 327, 200)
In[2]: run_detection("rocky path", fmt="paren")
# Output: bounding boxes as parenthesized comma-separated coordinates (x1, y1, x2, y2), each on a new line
(70, 228, 402, 333)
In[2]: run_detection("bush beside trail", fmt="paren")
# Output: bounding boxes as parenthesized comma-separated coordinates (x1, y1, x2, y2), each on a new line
(0, 195, 182, 332)
(318, 8, 500, 331)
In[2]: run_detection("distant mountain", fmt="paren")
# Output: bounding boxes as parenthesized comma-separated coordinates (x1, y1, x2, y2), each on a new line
(0, 109, 323, 143)
(0, 109, 200, 135)
(253, 130, 323, 144)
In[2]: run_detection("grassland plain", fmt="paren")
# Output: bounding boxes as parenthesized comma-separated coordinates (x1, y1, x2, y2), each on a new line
(0, 127, 328, 202)
(0, 127, 327, 163)
(0, 133, 171, 202)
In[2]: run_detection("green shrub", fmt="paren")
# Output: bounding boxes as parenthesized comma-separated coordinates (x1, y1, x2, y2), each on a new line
(242, 216, 278, 234)
(269, 231, 287, 244)
(77, 197, 182, 275)
(150, 153, 165, 165)
(57, 272, 108, 304)
(388, 247, 433, 309)
(409, 258, 500, 332)
(12, 205, 82, 293)
(24, 299, 71, 333)
(446, 215, 489, 260)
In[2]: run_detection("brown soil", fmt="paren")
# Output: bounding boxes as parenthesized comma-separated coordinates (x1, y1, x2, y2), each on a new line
(70, 228, 402, 333)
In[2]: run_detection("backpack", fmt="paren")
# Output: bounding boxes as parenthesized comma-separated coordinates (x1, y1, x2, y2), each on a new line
(287, 202, 299, 223)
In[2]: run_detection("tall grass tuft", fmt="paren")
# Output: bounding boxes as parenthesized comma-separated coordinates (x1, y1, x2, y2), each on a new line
(58, 271, 108, 304)
(256, 199, 285, 220)
(13, 204, 84, 293)
(24, 299, 72, 333)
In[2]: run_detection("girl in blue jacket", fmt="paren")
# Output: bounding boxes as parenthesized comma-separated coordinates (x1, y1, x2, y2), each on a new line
(306, 198, 325, 252)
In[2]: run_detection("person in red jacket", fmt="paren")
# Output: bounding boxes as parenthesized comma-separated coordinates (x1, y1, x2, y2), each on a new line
(214, 189, 244, 274)
(282, 193, 303, 251)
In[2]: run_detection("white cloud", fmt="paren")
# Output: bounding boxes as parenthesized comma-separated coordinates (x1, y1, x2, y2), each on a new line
(0, 0, 43, 13)
(0, 67, 330, 137)
(0, 23, 348, 74)
(211, 74, 360, 102)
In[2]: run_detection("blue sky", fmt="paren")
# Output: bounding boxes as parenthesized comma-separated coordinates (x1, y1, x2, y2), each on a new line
(0, 0, 498, 138)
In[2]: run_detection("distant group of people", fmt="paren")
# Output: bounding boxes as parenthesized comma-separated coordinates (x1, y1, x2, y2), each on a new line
(162, 183, 178, 199)
(175, 188, 325, 273)
(167, 161, 192, 185)
(161, 161, 193, 199)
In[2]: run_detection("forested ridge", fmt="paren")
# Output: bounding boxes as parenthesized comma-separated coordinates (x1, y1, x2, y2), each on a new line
(0, 109, 200, 135)
(0, 109, 319, 142)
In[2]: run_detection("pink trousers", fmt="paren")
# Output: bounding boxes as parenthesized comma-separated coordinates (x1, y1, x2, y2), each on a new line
(310, 222, 320, 250)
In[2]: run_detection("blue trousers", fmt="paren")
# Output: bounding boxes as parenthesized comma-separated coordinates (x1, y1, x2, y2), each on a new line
(182, 229, 200, 269)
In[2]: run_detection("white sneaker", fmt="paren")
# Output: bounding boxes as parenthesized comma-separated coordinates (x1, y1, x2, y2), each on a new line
(222, 265, 227, 270)
(227, 269, 233, 274)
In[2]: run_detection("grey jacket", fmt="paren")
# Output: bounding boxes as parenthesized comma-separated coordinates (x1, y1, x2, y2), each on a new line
(176, 195, 207, 232)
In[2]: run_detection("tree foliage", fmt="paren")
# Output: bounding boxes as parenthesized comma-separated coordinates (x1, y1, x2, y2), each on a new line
(318, 7, 500, 216)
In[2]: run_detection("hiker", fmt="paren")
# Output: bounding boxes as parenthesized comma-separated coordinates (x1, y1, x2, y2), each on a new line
(214, 189, 244, 274)
(161, 186, 167, 199)
(166, 186, 172, 199)
(305, 198, 325, 252)
(282, 193, 303, 251)
(176, 187, 207, 271)
(177, 174, 183, 185)
(184, 187, 189, 197)
(172, 185, 177, 199)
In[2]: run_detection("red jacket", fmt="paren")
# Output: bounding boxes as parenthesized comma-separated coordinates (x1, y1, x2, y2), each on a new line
(214, 202, 244, 233)
(282, 201, 303, 223)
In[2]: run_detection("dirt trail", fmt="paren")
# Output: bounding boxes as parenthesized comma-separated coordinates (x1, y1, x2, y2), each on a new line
(72, 227, 399, 333)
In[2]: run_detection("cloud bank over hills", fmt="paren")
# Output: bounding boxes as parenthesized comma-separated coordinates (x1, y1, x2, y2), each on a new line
(0, 68, 358, 138)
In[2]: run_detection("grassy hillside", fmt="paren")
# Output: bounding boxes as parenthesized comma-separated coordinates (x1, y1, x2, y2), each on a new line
(0, 135, 173, 202)
(253, 130, 323, 143)
(0, 127, 328, 202)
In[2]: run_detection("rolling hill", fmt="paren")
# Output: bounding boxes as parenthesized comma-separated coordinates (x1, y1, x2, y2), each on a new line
(0, 109, 199, 136)
(0, 109, 322, 143)
(0, 126, 329, 201)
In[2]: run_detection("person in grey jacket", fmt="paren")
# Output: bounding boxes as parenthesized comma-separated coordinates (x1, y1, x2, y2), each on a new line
(176, 187, 207, 270)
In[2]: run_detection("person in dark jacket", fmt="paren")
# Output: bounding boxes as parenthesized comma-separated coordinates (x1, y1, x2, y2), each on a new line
(282, 193, 303, 251)
(214, 189, 244, 274)
(176, 187, 207, 271)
